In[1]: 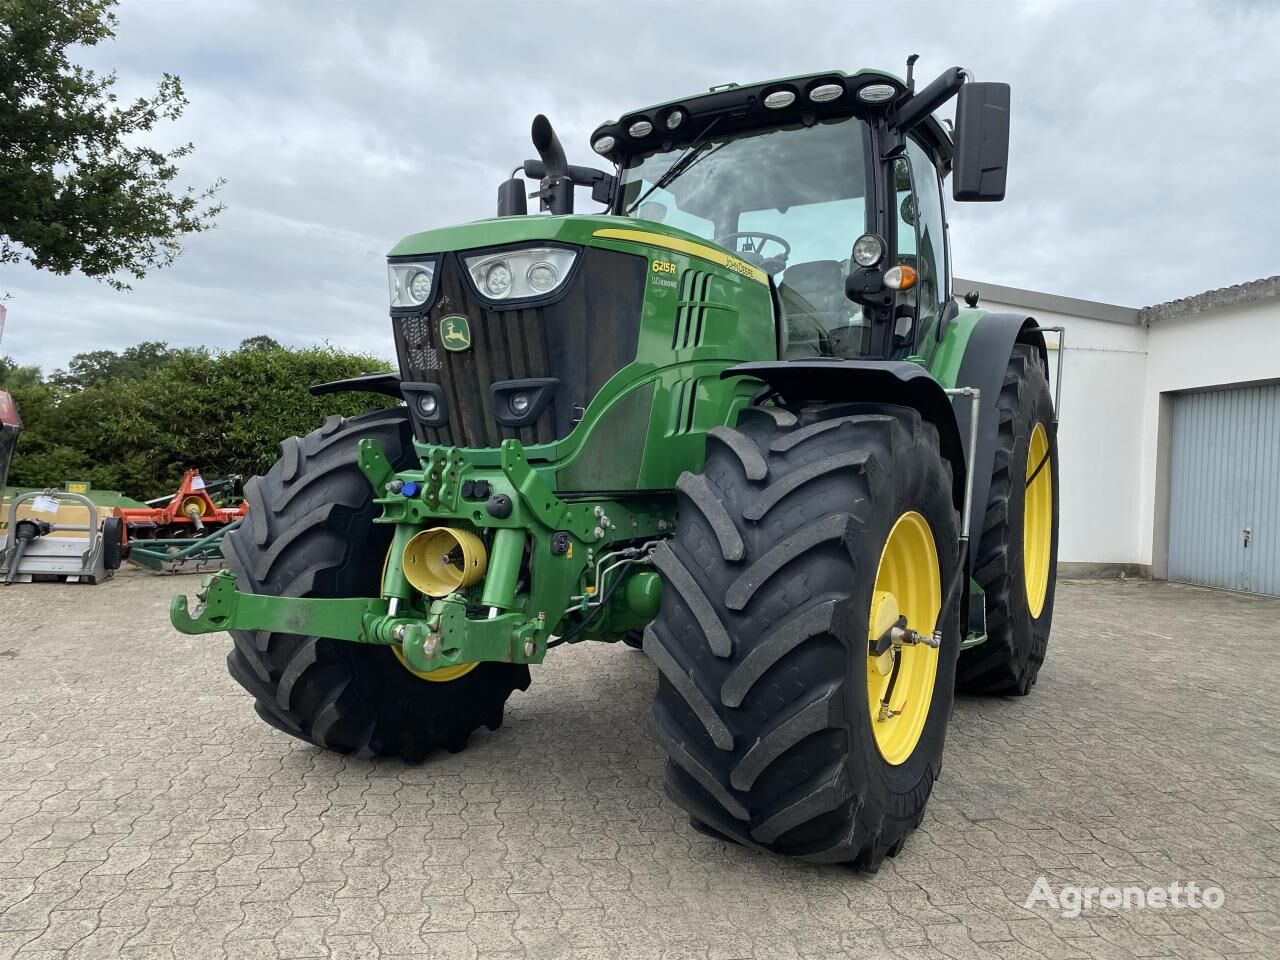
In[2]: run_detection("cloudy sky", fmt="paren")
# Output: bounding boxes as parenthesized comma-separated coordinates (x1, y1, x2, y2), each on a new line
(3, 0, 1278, 372)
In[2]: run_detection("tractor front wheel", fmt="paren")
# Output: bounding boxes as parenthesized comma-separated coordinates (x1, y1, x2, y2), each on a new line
(222, 407, 529, 761)
(646, 403, 960, 866)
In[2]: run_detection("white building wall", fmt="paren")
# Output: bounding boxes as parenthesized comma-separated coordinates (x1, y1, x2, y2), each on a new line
(967, 296, 1148, 567)
(963, 280, 1280, 574)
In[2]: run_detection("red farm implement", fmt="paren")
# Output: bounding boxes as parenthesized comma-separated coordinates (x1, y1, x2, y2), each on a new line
(116, 470, 247, 573)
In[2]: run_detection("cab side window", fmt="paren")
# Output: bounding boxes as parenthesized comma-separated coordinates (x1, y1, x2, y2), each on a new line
(904, 139, 948, 341)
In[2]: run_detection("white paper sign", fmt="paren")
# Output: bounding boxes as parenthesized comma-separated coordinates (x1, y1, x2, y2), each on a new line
(31, 495, 60, 514)
(191, 475, 206, 490)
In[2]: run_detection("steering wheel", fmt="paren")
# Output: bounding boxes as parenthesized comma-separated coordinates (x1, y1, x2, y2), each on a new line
(714, 231, 792, 269)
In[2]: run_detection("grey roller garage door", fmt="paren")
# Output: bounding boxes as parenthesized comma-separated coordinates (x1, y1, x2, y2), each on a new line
(1168, 383, 1280, 596)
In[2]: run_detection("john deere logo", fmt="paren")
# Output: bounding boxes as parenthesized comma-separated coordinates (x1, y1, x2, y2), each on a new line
(439, 315, 472, 352)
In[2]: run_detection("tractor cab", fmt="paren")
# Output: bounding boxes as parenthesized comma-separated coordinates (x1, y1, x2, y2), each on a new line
(613, 111, 876, 358)
(588, 68, 1011, 363)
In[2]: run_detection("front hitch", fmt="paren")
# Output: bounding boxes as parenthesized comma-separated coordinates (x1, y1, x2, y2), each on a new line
(170, 570, 548, 671)
(170, 570, 388, 641)
(171, 436, 674, 673)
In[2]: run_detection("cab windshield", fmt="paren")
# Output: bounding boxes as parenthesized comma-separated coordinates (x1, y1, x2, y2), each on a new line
(616, 115, 872, 357)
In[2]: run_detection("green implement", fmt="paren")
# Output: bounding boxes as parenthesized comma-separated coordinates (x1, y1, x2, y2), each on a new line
(127, 518, 242, 573)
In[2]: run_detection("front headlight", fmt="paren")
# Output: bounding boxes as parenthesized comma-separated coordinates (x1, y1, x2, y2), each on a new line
(388, 260, 436, 308)
(463, 247, 577, 300)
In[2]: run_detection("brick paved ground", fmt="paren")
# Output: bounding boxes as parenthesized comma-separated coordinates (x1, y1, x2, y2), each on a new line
(1, 573, 1276, 959)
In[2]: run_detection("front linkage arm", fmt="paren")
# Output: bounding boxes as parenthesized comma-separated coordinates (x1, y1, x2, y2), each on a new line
(170, 571, 544, 673)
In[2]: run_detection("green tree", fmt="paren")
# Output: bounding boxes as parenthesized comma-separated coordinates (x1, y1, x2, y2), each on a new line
(239, 335, 282, 352)
(6, 342, 396, 497)
(0, 354, 41, 388)
(48, 340, 175, 390)
(0, 0, 223, 290)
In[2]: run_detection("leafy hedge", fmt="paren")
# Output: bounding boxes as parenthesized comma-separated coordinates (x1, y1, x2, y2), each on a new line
(3, 341, 397, 499)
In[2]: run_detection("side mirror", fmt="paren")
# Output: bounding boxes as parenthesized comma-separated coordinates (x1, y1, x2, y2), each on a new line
(952, 82, 1010, 201)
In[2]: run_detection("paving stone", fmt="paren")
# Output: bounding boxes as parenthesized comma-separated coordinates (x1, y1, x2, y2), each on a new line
(2, 574, 1278, 957)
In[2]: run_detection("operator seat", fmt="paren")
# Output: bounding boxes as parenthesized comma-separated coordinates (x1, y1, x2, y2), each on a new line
(776, 260, 849, 358)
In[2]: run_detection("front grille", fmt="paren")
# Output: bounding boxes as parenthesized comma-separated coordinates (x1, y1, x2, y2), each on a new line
(393, 247, 645, 449)
(399, 316, 443, 374)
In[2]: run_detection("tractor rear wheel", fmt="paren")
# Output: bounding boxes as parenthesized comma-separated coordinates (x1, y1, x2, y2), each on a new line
(222, 407, 529, 761)
(646, 403, 960, 866)
(957, 344, 1059, 695)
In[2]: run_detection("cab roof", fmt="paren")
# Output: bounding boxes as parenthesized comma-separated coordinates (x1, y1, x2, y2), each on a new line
(590, 68, 954, 173)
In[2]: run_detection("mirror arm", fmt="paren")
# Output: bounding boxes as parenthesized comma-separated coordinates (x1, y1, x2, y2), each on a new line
(893, 67, 967, 132)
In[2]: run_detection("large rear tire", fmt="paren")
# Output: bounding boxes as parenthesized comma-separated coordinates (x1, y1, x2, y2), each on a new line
(222, 408, 529, 761)
(957, 344, 1059, 695)
(646, 403, 960, 866)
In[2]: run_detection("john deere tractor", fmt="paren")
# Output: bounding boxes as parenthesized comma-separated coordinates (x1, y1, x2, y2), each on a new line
(173, 63, 1060, 867)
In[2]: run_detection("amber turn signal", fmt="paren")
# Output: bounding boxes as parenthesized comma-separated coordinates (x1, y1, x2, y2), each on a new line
(883, 265, 917, 291)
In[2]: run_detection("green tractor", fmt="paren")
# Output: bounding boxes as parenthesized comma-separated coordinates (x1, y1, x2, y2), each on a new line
(173, 62, 1060, 867)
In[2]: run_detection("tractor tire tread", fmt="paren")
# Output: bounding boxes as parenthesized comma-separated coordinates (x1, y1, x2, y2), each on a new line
(956, 344, 1058, 696)
(222, 407, 529, 762)
(647, 402, 960, 865)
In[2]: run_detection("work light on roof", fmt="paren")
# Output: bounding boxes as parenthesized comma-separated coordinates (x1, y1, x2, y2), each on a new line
(665, 109, 685, 130)
(857, 82, 897, 103)
(763, 89, 796, 109)
(809, 83, 844, 103)
(592, 135, 615, 155)
(628, 119, 653, 138)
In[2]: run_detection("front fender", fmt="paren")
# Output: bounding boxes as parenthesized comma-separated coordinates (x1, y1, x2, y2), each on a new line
(308, 371, 403, 399)
(722, 359, 967, 511)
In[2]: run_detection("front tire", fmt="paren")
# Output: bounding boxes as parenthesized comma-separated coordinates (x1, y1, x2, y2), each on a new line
(647, 403, 960, 866)
(222, 408, 529, 761)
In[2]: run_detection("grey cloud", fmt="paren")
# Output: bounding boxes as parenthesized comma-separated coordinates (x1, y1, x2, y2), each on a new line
(2, 0, 1277, 372)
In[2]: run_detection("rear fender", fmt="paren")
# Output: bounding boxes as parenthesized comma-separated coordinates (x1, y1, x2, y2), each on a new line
(722, 359, 967, 512)
(949, 312, 1048, 573)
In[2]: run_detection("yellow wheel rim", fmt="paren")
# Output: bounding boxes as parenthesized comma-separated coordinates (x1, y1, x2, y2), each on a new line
(866, 511, 941, 766)
(382, 545, 478, 683)
(1023, 422, 1052, 619)
(392, 647, 478, 683)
